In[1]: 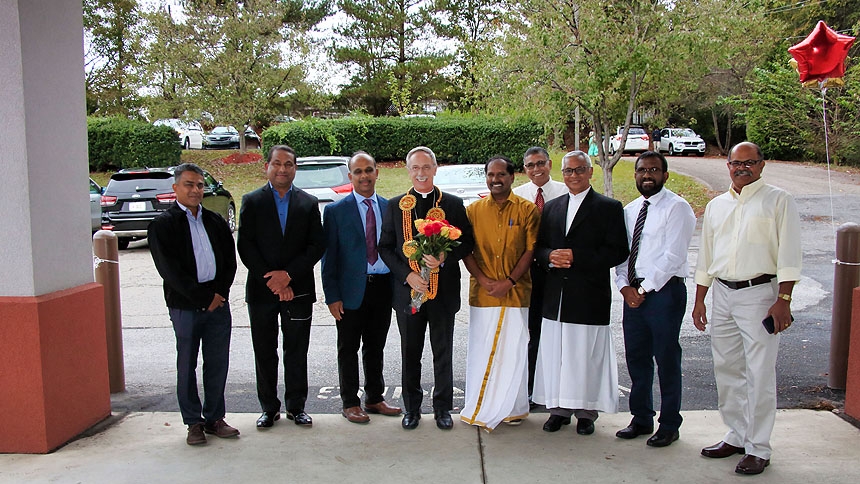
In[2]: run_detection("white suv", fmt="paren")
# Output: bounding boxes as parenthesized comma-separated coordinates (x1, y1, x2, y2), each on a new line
(657, 128, 706, 157)
(154, 118, 205, 150)
(609, 125, 650, 155)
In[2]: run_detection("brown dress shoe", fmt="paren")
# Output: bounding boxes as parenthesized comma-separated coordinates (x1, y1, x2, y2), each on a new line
(204, 419, 240, 438)
(186, 423, 207, 445)
(701, 441, 745, 458)
(365, 401, 402, 416)
(342, 406, 370, 423)
(736, 454, 770, 475)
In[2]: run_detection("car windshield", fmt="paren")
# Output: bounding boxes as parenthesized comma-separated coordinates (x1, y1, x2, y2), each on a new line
(211, 127, 237, 135)
(294, 164, 349, 189)
(676, 129, 697, 137)
(435, 166, 486, 185)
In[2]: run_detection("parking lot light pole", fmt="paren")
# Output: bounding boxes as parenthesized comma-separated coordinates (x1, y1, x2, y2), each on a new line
(93, 230, 125, 393)
(829, 222, 860, 390)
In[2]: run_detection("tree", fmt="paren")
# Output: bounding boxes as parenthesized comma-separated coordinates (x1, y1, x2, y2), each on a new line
(83, 0, 143, 117)
(473, 0, 772, 196)
(140, 0, 331, 151)
(331, 0, 452, 115)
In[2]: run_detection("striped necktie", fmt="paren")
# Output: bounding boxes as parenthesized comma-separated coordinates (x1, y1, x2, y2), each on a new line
(627, 199, 650, 285)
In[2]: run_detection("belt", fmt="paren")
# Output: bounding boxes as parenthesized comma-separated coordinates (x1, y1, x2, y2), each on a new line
(631, 276, 684, 289)
(717, 274, 775, 290)
(366, 273, 390, 283)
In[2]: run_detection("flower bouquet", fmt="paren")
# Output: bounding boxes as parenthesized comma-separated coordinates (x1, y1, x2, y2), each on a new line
(402, 217, 463, 313)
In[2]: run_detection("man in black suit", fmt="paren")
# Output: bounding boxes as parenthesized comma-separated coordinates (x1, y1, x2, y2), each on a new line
(532, 151, 629, 436)
(148, 163, 239, 446)
(379, 146, 474, 430)
(237, 145, 325, 429)
(321, 151, 402, 423)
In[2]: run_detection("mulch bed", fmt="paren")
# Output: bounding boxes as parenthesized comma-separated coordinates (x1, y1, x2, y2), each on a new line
(221, 152, 263, 164)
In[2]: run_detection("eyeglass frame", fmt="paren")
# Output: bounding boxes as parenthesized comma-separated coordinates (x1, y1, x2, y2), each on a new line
(634, 166, 663, 174)
(523, 159, 548, 169)
(728, 159, 763, 168)
(561, 166, 590, 176)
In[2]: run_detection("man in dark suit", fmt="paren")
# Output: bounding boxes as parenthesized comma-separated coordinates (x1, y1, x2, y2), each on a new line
(378, 146, 474, 430)
(148, 163, 239, 446)
(532, 150, 629, 436)
(237, 145, 325, 429)
(322, 151, 402, 424)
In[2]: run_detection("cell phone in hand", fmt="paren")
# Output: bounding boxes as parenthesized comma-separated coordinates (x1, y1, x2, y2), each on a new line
(762, 314, 795, 334)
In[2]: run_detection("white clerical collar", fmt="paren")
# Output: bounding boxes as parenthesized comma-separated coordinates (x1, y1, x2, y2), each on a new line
(415, 189, 434, 198)
(568, 186, 591, 201)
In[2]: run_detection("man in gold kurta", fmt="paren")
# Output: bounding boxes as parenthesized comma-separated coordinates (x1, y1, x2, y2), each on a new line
(461, 156, 540, 430)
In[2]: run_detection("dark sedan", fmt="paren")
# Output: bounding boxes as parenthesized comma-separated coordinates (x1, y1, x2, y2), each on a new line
(203, 126, 261, 149)
(100, 167, 235, 249)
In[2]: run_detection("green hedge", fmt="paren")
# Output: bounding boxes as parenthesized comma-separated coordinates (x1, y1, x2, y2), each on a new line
(261, 116, 544, 167)
(87, 117, 181, 171)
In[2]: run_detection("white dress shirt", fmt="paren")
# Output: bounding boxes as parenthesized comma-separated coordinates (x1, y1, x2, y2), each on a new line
(614, 188, 696, 293)
(513, 179, 568, 204)
(695, 178, 802, 286)
(565, 187, 590, 234)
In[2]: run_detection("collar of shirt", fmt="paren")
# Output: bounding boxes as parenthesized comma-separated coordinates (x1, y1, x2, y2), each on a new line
(567, 186, 590, 202)
(268, 182, 292, 200)
(640, 187, 667, 207)
(353, 191, 378, 205)
(729, 177, 765, 201)
(415, 188, 434, 198)
(176, 201, 202, 221)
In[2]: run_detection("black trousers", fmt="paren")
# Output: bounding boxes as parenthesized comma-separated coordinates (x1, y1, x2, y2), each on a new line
(337, 274, 393, 408)
(527, 262, 546, 397)
(396, 300, 455, 413)
(248, 298, 312, 413)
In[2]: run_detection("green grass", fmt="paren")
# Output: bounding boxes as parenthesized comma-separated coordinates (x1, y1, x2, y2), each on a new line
(90, 148, 712, 215)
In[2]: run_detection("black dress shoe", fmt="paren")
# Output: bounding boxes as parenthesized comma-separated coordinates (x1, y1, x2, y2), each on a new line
(616, 422, 654, 439)
(256, 412, 280, 428)
(542, 415, 571, 432)
(735, 454, 770, 475)
(701, 441, 745, 458)
(402, 412, 421, 430)
(434, 409, 453, 430)
(646, 430, 679, 447)
(286, 410, 313, 426)
(576, 418, 595, 435)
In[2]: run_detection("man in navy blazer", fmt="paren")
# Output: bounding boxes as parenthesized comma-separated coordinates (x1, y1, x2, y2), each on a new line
(237, 145, 325, 429)
(322, 151, 402, 424)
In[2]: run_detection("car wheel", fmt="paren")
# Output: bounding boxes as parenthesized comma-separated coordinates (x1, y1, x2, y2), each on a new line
(183, 138, 190, 150)
(117, 238, 130, 250)
(227, 204, 236, 233)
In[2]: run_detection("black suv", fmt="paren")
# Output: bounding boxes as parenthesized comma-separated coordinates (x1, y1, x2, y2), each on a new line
(100, 167, 236, 249)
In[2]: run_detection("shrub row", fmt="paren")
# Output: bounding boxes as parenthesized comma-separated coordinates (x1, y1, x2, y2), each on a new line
(87, 117, 181, 171)
(261, 116, 544, 167)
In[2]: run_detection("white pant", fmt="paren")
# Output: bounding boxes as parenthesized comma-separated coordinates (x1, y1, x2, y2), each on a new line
(710, 280, 780, 460)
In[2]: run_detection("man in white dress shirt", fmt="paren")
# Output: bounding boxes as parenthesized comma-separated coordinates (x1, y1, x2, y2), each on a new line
(513, 147, 568, 405)
(692, 142, 801, 475)
(614, 151, 695, 448)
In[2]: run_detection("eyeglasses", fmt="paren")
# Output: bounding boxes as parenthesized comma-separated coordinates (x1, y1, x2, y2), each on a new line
(523, 160, 548, 169)
(728, 159, 762, 168)
(635, 167, 663, 174)
(561, 166, 589, 176)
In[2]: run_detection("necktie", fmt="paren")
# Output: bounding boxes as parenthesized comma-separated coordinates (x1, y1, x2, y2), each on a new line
(535, 187, 545, 212)
(627, 199, 650, 285)
(363, 199, 378, 265)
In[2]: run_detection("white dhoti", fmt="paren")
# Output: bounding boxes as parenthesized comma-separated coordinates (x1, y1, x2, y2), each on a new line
(460, 306, 530, 430)
(533, 318, 618, 414)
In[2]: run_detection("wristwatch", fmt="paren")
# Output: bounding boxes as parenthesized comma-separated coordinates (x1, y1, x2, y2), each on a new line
(637, 286, 646, 295)
(777, 293, 792, 302)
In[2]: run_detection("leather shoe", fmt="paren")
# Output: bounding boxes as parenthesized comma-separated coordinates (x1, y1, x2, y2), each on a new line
(542, 415, 571, 432)
(365, 400, 402, 416)
(646, 430, 679, 447)
(402, 412, 421, 430)
(186, 423, 206, 445)
(616, 422, 654, 439)
(701, 441, 745, 458)
(342, 406, 370, 424)
(287, 410, 313, 426)
(576, 418, 595, 435)
(434, 409, 453, 430)
(735, 454, 770, 475)
(204, 419, 240, 438)
(256, 412, 280, 428)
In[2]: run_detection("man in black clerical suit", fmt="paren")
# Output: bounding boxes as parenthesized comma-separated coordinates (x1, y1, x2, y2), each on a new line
(379, 146, 474, 430)
(237, 145, 325, 429)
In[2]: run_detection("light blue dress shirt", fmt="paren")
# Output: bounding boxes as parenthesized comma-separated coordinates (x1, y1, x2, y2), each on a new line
(352, 192, 390, 275)
(177, 202, 216, 283)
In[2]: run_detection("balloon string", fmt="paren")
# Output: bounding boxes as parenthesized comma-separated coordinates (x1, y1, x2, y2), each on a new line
(820, 86, 836, 239)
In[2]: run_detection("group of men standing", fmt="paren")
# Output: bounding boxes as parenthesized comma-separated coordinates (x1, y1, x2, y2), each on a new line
(147, 140, 800, 476)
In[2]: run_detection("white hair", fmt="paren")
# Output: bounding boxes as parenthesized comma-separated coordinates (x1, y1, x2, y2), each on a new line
(406, 146, 437, 166)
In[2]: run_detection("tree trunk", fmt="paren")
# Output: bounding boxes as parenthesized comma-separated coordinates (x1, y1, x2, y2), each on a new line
(239, 127, 247, 154)
(601, 160, 614, 199)
(725, 112, 733, 155)
(711, 107, 724, 155)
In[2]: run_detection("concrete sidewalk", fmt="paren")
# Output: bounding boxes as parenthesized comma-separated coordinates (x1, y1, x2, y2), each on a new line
(2, 410, 857, 483)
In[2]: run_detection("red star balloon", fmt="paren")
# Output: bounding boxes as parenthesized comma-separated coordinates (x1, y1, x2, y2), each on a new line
(789, 21, 855, 83)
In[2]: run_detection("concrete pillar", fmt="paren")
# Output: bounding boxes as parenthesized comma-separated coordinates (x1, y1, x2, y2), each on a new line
(0, 0, 110, 453)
